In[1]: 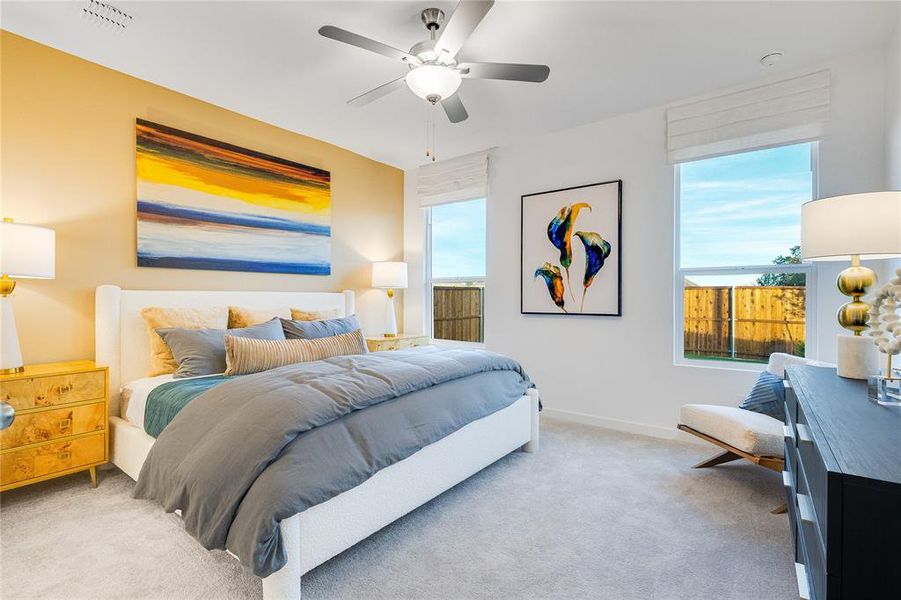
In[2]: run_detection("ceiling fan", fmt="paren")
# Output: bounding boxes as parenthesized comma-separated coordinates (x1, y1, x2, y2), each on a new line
(318, 0, 550, 124)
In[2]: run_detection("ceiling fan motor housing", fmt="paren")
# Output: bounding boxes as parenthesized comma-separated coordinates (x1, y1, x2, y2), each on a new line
(421, 8, 445, 31)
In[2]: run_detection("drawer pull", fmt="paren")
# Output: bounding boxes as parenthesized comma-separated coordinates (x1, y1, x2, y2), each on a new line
(798, 493, 816, 524)
(782, 470, 792, 489)
(794, 562, 811, 600)
(796, 423, 813, 444)
(783, 424, 795, 440)
(58, 418, 72, 431)
(58, 450, 71, 461)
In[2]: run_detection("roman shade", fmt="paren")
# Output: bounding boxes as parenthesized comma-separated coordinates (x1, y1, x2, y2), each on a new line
(417, 150, 489, 207)
(666, 69, 830, 164)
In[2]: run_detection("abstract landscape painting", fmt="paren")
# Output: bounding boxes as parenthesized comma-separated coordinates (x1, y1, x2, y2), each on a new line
(521, 180, 622, 316)
(136, 119, 331, 275)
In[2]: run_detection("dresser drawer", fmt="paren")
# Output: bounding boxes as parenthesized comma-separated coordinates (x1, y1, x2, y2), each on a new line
(798, 496, 828, 600)
(783, 441, 800, 559)
(0, 402, 106, 449)
(1, 371, 106, 411)
(0, 432, 106, 487)
(794, 460, 827, 598)
(796, 403, 829, 546)
(784, 379, 798, 424)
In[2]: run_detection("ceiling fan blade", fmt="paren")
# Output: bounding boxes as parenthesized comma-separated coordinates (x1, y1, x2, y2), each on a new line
(434, 1, 494, 59)
(319, 25, 420, 64)
(441, 94, 469, 123)
(458, 62, 550, 83)
(348, 76, 407, 107)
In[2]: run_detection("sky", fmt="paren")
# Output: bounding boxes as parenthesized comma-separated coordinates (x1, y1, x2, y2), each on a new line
(680, 142, 813, 285)
(431, 198, 486, 279)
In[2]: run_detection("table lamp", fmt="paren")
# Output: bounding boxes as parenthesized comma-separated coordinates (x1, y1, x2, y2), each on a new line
(0, 218, 56, 374)
(371, 261, 407, 337)
(801, 191, 901, 379)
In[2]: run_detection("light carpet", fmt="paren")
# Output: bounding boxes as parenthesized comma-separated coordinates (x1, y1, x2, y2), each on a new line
(0, 417, 795, 600)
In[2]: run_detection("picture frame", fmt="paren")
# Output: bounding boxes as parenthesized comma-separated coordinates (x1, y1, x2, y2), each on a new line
(521, 179, 622, 316)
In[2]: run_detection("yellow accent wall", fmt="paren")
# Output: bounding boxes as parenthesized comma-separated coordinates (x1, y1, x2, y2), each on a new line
(0, 31, 404, 364)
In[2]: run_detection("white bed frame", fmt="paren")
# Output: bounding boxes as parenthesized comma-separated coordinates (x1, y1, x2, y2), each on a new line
(94, 285, 539, 599)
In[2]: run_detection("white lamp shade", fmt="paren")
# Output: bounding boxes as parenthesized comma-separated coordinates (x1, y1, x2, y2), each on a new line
(0, 221, 56, 278)
(801, 192, 901, 261)
(372, 261, 408, 289)
(405, 65, 462, 101)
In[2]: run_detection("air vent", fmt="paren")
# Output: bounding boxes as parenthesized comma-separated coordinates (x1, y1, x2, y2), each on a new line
(82, 0, 134, 32)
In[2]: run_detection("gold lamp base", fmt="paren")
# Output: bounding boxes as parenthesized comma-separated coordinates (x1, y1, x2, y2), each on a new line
(0, 274, 24, 374)
(0, 275, 15, 298)
(836, 255, 877, 335)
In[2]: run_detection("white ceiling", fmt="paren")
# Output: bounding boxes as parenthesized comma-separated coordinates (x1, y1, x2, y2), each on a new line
(1, 1, 898, 169)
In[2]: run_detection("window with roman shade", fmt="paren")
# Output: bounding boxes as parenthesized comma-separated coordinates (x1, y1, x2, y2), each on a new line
(669, 70, 828, 369)
(418, 150, 489, 345)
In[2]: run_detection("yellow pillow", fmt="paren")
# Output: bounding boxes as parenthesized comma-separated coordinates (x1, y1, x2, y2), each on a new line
(290, 308, 342, 321)
(228, 306, 292, 328)
(224, 330, 366, 376)
(141, 306, 228, 376)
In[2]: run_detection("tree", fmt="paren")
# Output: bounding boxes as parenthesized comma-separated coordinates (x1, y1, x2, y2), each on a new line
(756, 246, 805, 286)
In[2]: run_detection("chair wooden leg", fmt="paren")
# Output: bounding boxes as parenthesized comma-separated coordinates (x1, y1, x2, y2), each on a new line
(771, 503, 787, 515)
(692, 450, 742, 469)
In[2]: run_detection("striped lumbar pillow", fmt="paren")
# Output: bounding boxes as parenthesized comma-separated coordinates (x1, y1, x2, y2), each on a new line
(224, 329, 366, 376)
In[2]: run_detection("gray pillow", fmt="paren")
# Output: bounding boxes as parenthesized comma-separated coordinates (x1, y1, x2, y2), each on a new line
(740, 371, 786, 421)
(281, 314, 364, 341)
(157, 318, 285, 378)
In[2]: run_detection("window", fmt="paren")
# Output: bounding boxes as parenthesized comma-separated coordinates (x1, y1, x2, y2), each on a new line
(426, 198, 486, 343)
(675, 143, 816, 366)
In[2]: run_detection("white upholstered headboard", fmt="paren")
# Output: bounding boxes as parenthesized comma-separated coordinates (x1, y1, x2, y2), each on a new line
(94, 285, 355, 416)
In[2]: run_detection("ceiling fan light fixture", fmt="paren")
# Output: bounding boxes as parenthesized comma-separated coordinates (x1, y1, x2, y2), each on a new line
(405, 65, 461, 101)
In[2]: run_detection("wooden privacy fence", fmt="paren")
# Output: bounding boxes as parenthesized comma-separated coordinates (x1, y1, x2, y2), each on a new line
(433, 285, 484, 343)
(684, 286, 806, 362)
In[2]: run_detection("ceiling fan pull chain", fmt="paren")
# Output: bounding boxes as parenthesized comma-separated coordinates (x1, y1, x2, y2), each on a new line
(431, 102, 437, 162)
(425, 102, 433, 160)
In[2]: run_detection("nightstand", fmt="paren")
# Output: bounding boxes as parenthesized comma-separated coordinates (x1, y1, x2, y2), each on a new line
(0, 361, 109, 491)
(366, 333, 430, 352)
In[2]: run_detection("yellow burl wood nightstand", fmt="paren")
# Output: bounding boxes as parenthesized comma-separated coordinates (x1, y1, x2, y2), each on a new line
(0, 361, 109, 491)
(366, 334, 430, 353)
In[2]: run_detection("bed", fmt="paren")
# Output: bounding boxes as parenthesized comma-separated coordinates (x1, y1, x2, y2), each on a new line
(94, 285, 540, 599)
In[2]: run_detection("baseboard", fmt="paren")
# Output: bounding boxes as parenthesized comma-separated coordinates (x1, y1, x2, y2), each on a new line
(541, 407, 706, 445)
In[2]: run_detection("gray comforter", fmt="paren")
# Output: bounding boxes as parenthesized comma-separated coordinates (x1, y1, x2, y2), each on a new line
(133, 347, 531, 577)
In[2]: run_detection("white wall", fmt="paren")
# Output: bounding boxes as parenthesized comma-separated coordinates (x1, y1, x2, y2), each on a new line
(404, 45, 890, 438)
(814, 45, 889, 364)
(886, 6, 901, 190)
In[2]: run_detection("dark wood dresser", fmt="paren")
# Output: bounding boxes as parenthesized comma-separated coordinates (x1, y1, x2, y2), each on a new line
(783, 365, 901, 600)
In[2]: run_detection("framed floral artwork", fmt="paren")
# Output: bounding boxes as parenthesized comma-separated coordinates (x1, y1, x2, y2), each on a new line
(521, 180, 622, 316)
